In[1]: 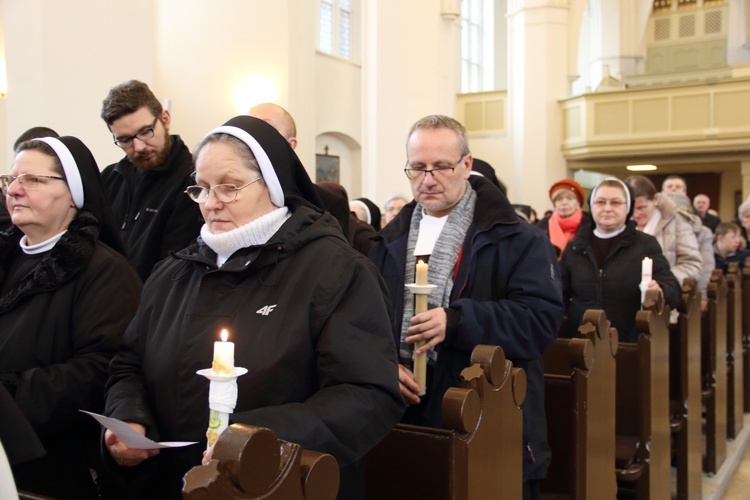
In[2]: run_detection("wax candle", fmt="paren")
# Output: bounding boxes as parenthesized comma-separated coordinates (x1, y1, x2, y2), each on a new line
(212, 329, 234, 374)
(416, 260, 428, 286)
(642, 257, 653, 282)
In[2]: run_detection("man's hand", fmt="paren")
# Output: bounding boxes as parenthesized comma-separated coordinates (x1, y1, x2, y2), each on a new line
(105, 423, 160, 467)
(398, 364, 422, 405)
(406, 307, 447, 354)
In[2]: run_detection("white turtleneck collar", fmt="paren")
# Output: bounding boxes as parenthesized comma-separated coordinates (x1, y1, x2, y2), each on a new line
(593, 224, 627, 239)
(200, 207, 290, 267)
(19, 231, 67, 255)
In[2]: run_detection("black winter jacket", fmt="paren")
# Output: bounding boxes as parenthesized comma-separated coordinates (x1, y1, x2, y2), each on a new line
(369, 176, 564, 482)
(102, 135, 202, 281)
(0, 213, 141, 498)
(560, 221, 681, 342)
(104, 205, 404, 498)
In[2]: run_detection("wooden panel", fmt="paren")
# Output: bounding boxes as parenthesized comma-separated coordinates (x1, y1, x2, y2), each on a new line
(633, 98, 669, 133)
(672, 94, 710, 130)
(595, 101, 630, 135)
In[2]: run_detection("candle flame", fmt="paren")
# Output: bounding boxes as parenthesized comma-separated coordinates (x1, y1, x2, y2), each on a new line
(220, 329, 228, 342)
(418, 259, 424, 265)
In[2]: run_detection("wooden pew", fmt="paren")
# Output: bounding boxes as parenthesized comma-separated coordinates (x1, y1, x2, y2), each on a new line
(182, 424, 339, 499)
(615, 289, 671, 499)
(541, 309, 618, 499)
(726, 262, 744, 440)
(669, 278, 702, 500)
(366, 345, 525, 500)
(702, 270, 728, 474)
(743, 258, 750, 413)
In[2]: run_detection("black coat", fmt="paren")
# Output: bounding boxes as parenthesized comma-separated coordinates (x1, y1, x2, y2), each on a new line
(0, 202, 10, 232)
(560, 221, 681, 342)
(0, 212, 141, 498)
(102, 135, 203, 281)
(104, 205, 404, 498)
(369, 176, 564, 482)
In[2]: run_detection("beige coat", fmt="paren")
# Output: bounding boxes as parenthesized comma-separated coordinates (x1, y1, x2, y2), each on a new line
(647, 195, 704, 286)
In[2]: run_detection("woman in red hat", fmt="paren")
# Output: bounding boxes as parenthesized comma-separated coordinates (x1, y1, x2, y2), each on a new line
(537, 178, 589, 258)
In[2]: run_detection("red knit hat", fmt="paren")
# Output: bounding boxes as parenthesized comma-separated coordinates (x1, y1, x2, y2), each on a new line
(549, 178, 585, 207)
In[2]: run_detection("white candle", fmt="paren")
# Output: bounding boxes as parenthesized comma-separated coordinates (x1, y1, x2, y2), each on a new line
(416, 260, 428, 286)
(212, 329, 234, 374)
(642, 257, 653, 282)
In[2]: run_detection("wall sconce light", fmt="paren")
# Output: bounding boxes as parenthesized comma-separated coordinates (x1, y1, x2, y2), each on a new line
(441, 0, 461, 20)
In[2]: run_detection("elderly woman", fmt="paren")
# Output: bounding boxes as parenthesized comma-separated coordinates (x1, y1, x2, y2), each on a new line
(537, 178, 589, 258)
(0, 137, 141, 498)
(625, 175, 702, 287)
(560, 178, 680, 342)
(103, 116, 403, 498)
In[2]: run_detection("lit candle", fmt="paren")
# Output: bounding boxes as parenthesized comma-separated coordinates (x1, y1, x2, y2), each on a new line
(416, 260, 428, 286)
(642, 257, 653, 282)
(414, 260, 428, 396)
(212, 329, 234, 374)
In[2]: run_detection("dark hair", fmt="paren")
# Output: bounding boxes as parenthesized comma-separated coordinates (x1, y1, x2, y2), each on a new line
(14, 127, 59, 151)
(624, 175, 657, 200)
(101, 80, 163, 125)
(715, 222, 741, 238)
(15, 140, 65, 178)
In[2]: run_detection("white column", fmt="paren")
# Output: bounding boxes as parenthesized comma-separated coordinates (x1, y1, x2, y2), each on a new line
(507, 0, 570, 212)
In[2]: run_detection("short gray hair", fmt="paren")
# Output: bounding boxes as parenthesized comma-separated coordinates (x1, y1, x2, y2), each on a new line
(406, 115, 470, 157)
(739, 198, 750, 219)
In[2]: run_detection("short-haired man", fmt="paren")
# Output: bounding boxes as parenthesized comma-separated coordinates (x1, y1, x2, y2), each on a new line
(662, 175, 687, 194)
(101, 80, 202, 281)
(693, 193, 721, 232)
(369, 115, 564, 498)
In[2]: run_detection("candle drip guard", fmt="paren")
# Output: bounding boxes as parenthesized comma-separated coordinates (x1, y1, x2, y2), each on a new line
(197, 367, 248, 449)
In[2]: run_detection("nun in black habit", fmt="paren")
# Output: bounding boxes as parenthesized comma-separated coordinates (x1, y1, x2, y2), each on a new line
(0, 136, 142, 498)
(103, 116, 403, 499)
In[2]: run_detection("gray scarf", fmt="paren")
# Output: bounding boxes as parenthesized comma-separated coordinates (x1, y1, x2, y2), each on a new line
(400, 181, 476, 364)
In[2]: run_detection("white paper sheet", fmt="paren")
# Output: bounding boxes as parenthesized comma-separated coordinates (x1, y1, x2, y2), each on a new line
(80, 410, 197, 449)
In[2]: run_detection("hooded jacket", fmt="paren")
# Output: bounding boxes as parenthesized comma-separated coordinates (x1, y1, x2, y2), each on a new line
(102, 135, 203, 281)
(369, 175, 564, 482)
(103, 117, 402, 499)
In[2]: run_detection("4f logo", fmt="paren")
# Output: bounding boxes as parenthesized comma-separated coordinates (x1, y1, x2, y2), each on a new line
(256, 305, 277, 316)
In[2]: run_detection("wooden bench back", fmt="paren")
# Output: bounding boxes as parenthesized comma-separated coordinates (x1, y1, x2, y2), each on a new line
(615, 289, 671, 499)
(541, 309, 618, 499)
(182, 424, 339, 499)
(726, 262, 744, 439)
(702, 269, 728, 473)
(366, 345, 526, 500)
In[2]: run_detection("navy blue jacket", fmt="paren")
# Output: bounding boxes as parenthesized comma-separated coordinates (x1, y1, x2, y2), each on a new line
(369, 176, 564, 481)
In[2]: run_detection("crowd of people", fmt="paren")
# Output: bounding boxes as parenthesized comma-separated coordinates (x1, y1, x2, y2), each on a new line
(1, 79, 749, 500)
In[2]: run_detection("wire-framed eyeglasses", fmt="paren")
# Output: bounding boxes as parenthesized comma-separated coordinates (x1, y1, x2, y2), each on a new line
(0, 173, 65, 196)
(404, 155, 466, 180)
(113, 118, 159, 148)
(184, 176, 264, 204)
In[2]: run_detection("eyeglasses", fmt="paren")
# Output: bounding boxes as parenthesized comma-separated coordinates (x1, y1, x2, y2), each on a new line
(592, 199, 627, 208)
(0, 173, 66, 196)
(184, 176, 264, 204)
(404, 155, 466, 180)
(113, 118, 159, 148)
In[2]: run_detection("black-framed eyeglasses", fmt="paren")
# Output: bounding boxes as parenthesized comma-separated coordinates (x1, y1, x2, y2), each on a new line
(184, 176, 264, 204)
(404, 155, 466, 180)
(0, 173, 65, 196)
(113, 118, 159, 148)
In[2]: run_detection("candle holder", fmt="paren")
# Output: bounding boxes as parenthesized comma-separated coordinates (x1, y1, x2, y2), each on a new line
(197, 367, 248, 450)
(405, 283, 437, 396)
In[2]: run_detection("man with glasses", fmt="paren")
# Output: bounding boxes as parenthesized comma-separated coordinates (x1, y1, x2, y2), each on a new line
(369, 115, 564, 499)
(100, 80, 201, 281)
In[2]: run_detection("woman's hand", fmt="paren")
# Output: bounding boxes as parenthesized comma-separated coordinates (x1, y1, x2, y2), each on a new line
(202, 446, 214, 465)
(398, 364, 421, 406)
(105, 423, 160, 467)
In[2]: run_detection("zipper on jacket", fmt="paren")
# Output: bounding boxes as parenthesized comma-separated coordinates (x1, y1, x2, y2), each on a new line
(527, 443, 536, 463)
